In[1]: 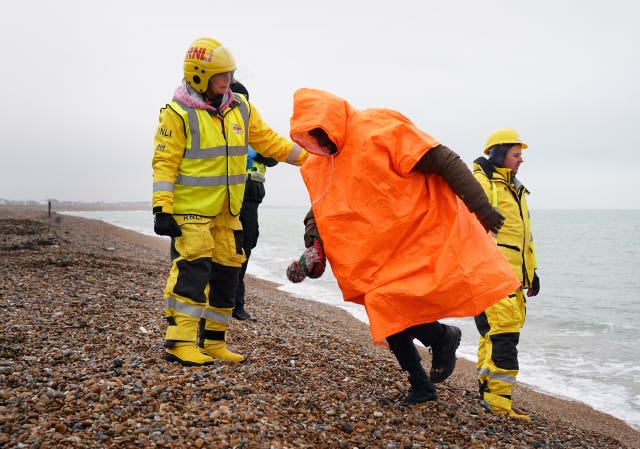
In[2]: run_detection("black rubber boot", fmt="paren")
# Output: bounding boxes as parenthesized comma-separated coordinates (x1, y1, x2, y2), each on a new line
(387, 330, 439, 406)
(429, 324, 462, 383)
(232, 308, 257, 322)
(401, 376, 438, 406)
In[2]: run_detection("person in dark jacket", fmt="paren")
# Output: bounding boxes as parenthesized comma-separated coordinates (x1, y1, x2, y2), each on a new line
(230, 81, 278, 322)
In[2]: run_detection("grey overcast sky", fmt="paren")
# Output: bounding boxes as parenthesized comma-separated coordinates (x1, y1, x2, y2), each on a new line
(1, 0, 638, 209)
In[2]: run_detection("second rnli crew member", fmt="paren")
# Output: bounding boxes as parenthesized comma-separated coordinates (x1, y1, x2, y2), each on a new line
(473, 128, 540, 421)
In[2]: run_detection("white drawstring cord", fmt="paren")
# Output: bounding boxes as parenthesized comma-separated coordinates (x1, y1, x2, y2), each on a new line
(311, 155, 334, 205)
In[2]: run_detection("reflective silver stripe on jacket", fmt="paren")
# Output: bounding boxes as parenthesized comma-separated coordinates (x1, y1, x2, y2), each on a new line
(183, 145, 247, 159)
(164, 297, 231, 324)
(286, 143, 304, 164)
(153, 181, 175, 193)
(175, 173, 247, 187)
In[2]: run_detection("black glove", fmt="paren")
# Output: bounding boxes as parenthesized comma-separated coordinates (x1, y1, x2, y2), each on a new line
(154, 212, 182, 237)
(253, 153, 279, 167)
(476, 206, 505, 234)
(527, 270, 540, 297)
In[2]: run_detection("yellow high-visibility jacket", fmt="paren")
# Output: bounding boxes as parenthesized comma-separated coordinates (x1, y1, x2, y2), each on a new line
(152, 92, 306, 216)
(473, 157, 537, 287)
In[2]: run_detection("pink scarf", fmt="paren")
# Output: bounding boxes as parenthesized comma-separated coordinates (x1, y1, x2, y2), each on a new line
(172, 80, 234, 112)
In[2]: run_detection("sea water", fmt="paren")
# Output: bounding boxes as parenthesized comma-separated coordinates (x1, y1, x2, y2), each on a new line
(62, 207, 640, 429)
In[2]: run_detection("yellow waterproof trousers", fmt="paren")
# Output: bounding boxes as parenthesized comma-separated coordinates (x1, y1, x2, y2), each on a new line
(163, 210, 245, 348)
(475, 288, 526, 412)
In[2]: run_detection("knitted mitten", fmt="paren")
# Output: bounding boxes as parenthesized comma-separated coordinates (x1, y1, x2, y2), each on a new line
(286, 260, 307, 283)
(303, 239, 326, 278)
(286, 239, 326, 282)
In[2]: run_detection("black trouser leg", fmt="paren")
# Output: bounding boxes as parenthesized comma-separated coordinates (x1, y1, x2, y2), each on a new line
(236, 191, 260, 311)
(387, 330, 430, 387)
(234, 249, 250, 310)
(405, 322, 445, 348)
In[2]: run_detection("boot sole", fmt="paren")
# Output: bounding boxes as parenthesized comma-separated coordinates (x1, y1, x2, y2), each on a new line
(481, 400, 532, 421)
(232, 314, 258, 322)
(400, 391, 439, 407)
(164, 353, 215, 366)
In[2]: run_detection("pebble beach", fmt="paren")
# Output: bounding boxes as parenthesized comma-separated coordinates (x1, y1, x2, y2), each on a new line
(1, 205, 639, 449)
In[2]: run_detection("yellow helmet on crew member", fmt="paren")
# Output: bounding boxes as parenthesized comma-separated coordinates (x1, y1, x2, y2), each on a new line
(184, 37, 236, 93)
(484, 128, 528, 154)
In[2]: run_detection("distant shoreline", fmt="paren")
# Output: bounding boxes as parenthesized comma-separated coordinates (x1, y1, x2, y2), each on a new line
(2, 200, 639, 213)
(0, 200, 150, 212)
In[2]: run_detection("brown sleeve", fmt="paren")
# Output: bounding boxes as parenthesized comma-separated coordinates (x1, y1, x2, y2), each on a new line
(413, 145, 493, 217)
(303, 208, 322, 248)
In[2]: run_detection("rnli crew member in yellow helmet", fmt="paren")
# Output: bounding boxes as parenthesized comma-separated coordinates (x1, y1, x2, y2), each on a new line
(473, 128, 540, 420)
(152, 38, 307, 366)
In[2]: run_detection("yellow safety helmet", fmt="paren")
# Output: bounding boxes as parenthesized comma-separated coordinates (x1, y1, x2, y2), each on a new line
(484, 128, 528, 154)
(183, 37, 236, 93)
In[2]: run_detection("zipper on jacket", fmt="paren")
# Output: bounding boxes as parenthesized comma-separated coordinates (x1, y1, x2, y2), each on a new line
(213, 108, 232, 215)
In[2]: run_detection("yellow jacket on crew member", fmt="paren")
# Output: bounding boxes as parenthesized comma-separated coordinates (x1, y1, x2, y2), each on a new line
(153, 95, 306, 217)
(473, 159, 537, 287)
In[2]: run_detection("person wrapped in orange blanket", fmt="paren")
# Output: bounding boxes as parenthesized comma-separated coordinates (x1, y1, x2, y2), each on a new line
(286, 88, 520, 406)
